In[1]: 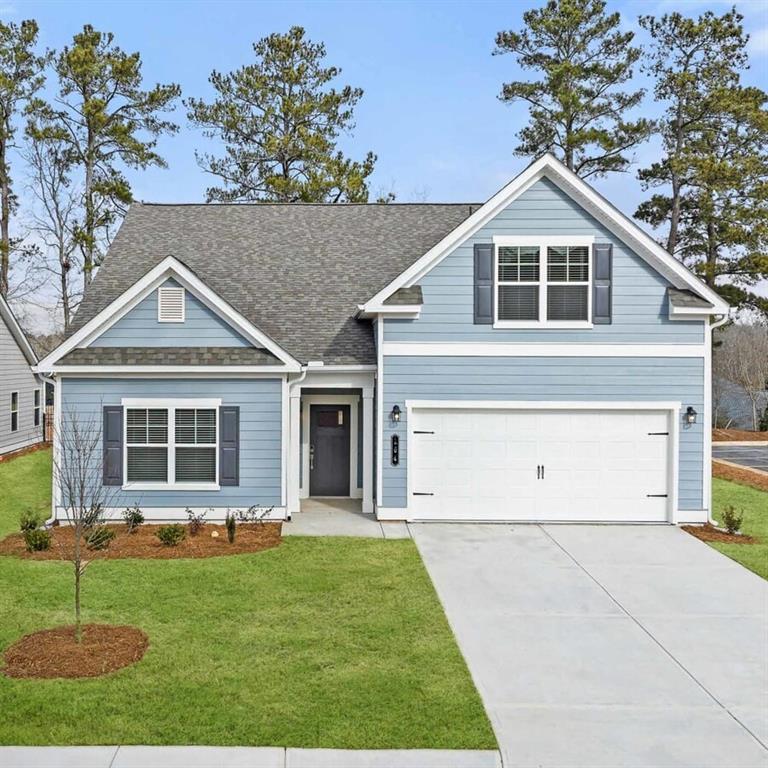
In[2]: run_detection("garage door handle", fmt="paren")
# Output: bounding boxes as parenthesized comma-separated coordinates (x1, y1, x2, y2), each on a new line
(648, 432, 669, 436)
(413, 492, 434, 496)
(646, 494, 668, 498)
(413, 430, 434, 434)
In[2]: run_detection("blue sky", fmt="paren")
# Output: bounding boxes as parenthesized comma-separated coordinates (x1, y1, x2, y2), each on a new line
(3, 0, 768, 327)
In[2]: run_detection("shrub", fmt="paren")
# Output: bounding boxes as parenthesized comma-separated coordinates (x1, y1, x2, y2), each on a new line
(721, 505, 744, 535)
(122, 505, 144, 533)
(19, 510, 42, 532)
(24, 528, 51, 552)
(235, 505, 273, 525)
(225, 511, 236, 543)
(156, 524, 186, 547)
(85, 526, 116, 551)
(186, 507, 207, 536)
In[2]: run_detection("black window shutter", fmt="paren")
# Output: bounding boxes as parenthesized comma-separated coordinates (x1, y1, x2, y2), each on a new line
(593, 243, 613, 325)
(103, 406, 123, 486)
(474, 243, 494, 324)
(219, 406, 240, 486)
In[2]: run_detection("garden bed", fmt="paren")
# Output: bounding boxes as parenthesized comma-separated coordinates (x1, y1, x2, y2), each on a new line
(3, 624, 148, 679)
(682, 523, 756, 545)
(712, 428, 768, 442)
(713, 459, 768, 493)
(0, 522, 282, 560)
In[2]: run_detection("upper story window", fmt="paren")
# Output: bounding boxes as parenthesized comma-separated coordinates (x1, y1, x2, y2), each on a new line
(157, 286, 185, 323)
(33, 389, 41, 428)
(10, 391, 18, 432)
(123, 398, 219, 490)
(494, 236, 593, 328)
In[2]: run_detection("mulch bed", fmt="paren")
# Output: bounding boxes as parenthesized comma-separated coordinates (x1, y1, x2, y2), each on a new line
(0, 441, 51, 463)
(682, 523, 756, 545)
(713, 459, 768, 493)
(0, 522, 282, 560)
(712, 428, 768, 442)
(3, 624, 148, 679)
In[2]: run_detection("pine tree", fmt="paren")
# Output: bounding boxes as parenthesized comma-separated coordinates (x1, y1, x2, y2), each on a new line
(494, 0, 650, 178)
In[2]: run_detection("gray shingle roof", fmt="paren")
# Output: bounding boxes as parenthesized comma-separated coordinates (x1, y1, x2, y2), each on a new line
(668, 287, 714, 309)
(69, 203, 476, 365)
(59, 347, 280, 366)
(384, 286, 423, 305)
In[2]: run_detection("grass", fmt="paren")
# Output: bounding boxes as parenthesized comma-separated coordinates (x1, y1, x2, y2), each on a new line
(0, 448, 52, 537)
(0, 449, 496, 748)
(711, 478, 768, 580)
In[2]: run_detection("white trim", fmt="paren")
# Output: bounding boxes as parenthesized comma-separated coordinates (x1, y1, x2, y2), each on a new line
(50, 375, 62, 522)
(281, 377, 289, 507)
(0, 292, 38, 365)
(35, 256, 301, 371)
(493, 235, 595, 247)
(669, 306, 715, 317)
(361, 154, 729, 315)
(376, 507, 408, 521)
(383, 342, 706, 358)
(56, 506, 288, 523)
(157, 285, 186, 323)
(300, 395, 360, 500)
(361, 388, 374, 515)
(121, 397, 221, 491)
(703, 315, 729, 520)
(45, 365, 291, 375)
(47, 370, 290, 379)
(357, 305, 422, 319)
(376, 319, 384, 508)
(404, 400, 681, 524)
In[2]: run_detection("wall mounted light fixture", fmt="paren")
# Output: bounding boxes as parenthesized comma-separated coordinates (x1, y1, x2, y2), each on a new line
(391, 404, 401, 423)
(685, 406, 697, 425)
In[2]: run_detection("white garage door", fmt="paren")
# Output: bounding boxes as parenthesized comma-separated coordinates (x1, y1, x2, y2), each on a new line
(409, 407, 671, 522)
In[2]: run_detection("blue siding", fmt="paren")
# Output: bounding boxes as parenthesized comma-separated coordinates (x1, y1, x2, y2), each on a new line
(385, 178, 705, 345)
(60, 377, 282, 508)
(382, 356, 704, 511)
(92, 279, 251, 347)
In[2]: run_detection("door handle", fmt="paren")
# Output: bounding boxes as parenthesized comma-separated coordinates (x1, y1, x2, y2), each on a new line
(541, 464, 545, 479)
(310, 444, 315, 471)
(537, 465, 541, 479)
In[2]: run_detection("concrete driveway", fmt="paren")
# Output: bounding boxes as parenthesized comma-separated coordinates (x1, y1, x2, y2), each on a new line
(713, 444, 768, 473)
(413, 524, 768, 768)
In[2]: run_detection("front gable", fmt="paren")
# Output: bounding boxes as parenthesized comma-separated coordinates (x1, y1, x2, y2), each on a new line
(90, 278, 251, 348)
(384, 177, 706, 344)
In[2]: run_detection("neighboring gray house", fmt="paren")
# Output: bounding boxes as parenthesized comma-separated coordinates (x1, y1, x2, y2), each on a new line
(36, 155, 729, 525)
(0, 293, 43, 456)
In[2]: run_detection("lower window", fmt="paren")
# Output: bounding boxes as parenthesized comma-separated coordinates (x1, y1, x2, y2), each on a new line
(125, 405, 217, 486)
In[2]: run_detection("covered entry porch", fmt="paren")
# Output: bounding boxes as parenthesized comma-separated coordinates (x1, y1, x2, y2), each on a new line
(287, 368, 375, 516)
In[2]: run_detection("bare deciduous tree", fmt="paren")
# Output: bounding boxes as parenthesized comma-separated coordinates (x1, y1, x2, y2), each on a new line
(53, 408, 117, 642)
(713, 324, 768, 431)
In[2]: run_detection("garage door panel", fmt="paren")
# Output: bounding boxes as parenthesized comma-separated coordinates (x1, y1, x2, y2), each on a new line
(409, 407, 671, 522)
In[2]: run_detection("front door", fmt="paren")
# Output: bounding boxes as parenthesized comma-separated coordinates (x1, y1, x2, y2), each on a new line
(309, 404, 351, 496)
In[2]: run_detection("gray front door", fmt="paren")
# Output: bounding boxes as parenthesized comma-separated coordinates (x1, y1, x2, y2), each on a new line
(309, 404, 351, 496)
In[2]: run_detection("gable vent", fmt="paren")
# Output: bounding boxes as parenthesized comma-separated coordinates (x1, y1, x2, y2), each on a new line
(157, 286, 185, 323)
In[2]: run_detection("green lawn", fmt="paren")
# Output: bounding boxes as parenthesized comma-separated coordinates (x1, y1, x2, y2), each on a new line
(0, 450, 495, 748)
(711, 478, 768, 580)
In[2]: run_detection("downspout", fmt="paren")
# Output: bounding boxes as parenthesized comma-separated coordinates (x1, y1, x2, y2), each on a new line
(707, 313, 729, 526)
(286, 366, 309, 519)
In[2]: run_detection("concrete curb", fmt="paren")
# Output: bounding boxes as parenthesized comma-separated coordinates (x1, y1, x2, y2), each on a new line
(0, 746, 503, 768)
(713, 457, 768, 477)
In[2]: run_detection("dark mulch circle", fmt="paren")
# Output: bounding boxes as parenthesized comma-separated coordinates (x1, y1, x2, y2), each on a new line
(0, 522, 282, 560)
(682, 523, 756, 545)
(3, 624, 149, 679)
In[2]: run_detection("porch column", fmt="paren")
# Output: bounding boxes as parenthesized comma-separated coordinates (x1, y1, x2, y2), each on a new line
(288, 391, 302, 515)
(362, 386, 374, 515)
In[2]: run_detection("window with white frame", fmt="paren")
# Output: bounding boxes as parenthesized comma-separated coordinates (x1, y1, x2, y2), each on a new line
(33, 389, 41, 427)
(10, 391, 18, 432)
(495, 238, 593, 325)
(124, 401, 218, 487)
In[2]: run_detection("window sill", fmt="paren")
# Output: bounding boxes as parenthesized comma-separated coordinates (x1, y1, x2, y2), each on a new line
(121, 482, 220, 492)
(493, 321, 594, 330)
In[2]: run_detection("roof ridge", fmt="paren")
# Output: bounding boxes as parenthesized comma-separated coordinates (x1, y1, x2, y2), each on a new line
(135, 201, 482, 208)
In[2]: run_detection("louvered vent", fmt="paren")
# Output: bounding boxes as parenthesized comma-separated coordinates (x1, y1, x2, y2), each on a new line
(157, 286, 185, 322)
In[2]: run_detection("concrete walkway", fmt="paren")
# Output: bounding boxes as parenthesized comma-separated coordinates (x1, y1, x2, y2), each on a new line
(283, 499, 410, 539)
(0, 746, 501, 768)
(413, 523, 768, 768)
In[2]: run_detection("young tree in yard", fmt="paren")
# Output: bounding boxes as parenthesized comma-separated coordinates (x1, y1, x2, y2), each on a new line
(493, 0, 651, 178)
(187, 26, 378, 202)
(714, 324, 768, 431)
(53, 409, 116, 643)
(30, 25, 180, 289)
(24, 130, 81, 331)
(0, 19, 48, 297)
(636, 10, 768, 316)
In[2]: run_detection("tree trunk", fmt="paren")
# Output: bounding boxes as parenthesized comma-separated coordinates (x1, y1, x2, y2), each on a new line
(82, 127, 95, 289)
(0, 138, 9, 298)
(61, 261, 71, 332)
(705, 217, 717, 288)
(666, 175, 681, 255)
(74, 530, 82, 643)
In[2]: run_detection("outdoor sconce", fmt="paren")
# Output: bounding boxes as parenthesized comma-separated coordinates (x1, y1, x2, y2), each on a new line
(685, 406, 697, 425)
(391, 404, 401, 423)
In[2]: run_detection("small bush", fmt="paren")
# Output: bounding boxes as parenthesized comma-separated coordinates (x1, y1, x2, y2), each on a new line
(721, 504, 744, 535)
(156, 524, 186, 547)
(235, 505, 273, 525)
(122, 505, 144, 533)
(85, 526, 116, 551)
(186, 507, 207, 536)
(225, 511, 236, 543)
(24, 528, 51, 552)
(19, 510, 42, 532)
